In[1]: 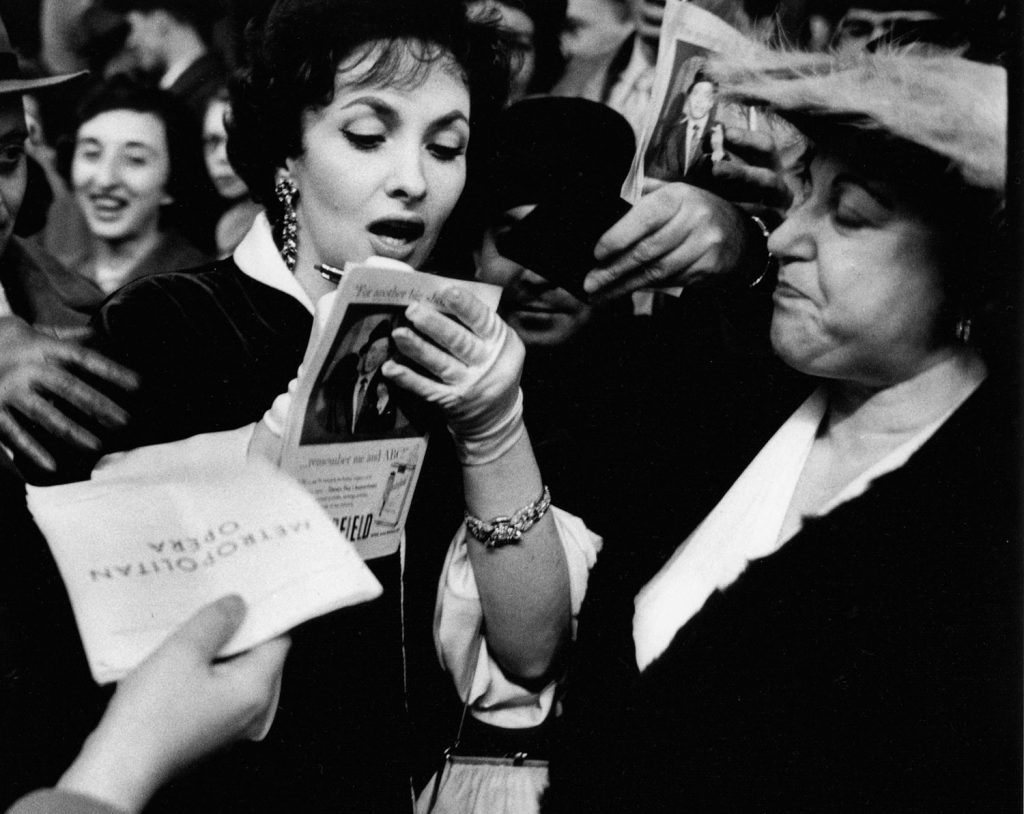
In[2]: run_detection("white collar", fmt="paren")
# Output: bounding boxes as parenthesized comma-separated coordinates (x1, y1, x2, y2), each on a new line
(232, 212, 315, 315)
(632, 356, 985, 673)
(159, 52, 200, 89)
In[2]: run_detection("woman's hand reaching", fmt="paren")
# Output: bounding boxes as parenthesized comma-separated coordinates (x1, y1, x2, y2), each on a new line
(57, 597, 290, 814)
(384, 287, 526, 465)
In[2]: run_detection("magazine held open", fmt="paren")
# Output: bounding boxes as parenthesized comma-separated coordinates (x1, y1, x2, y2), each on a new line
(278, 263, 501, 560)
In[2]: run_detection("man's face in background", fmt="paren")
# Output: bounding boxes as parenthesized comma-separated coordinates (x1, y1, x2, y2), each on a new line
(562, 0, 633, 62)
(833, 7, 943, 50)
(628, 0, 666, 52)
(125, 9, 169, 73)
(0, 98, 27, 258)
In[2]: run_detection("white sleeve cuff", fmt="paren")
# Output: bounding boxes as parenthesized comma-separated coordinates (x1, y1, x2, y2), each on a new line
(433, 506, 601, 728)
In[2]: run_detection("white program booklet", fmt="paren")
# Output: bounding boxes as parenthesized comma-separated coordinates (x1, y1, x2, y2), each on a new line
(27, 426, 382, 684)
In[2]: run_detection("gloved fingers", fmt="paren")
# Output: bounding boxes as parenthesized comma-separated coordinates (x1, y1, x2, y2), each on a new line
(436, 287, 498, 341)
(390, 326, 468, 385)
(380, 358, 446, 403)
(403, 301, 483, 366)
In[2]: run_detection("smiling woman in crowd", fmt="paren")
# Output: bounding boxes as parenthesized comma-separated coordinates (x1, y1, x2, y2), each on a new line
(61, 75, 211, 294)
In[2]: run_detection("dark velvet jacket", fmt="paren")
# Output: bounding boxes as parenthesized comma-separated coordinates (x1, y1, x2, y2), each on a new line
(544, 375, 1021, 813)
(3, 258, 452, 812)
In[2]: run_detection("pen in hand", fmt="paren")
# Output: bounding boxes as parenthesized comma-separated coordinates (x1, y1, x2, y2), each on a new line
(315, 263, 345, 284)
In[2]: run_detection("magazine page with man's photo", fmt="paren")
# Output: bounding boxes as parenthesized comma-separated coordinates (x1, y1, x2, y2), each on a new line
(280, 265, 500, 560)
(622, 0, 768, 202)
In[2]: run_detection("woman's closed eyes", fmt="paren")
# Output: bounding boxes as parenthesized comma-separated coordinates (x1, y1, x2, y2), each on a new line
(830, 176, 892, 231)
(786, 156, 893, 232)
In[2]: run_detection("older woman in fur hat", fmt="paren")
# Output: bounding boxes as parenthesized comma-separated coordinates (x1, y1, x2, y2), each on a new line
(543, 48, 1016, 812)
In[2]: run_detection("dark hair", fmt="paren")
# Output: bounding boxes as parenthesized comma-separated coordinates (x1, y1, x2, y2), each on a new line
(64, 73, 214, 245)
(687, 71, 716, 93)
(102, 0, 224, 42)
(483, 0, 568, 94)
(227, 0, 512, 228)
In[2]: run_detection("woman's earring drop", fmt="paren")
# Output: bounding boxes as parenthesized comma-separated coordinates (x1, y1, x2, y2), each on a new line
(275, 177, 299, 273)
(954, 316, 972, 344)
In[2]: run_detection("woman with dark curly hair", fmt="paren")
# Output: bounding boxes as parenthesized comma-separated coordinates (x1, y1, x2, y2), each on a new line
(59, 75, 212, 293)
(26, 1, 586, 812)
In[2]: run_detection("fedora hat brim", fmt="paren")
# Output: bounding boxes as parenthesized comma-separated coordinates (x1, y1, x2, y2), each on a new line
(0, 71, 88, 96)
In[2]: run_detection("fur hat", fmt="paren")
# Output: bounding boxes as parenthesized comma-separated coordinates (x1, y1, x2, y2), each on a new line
(707, 48, 1006, 193)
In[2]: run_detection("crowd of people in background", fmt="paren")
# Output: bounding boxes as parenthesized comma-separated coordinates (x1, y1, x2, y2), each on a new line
(0, 0, 1017, 813)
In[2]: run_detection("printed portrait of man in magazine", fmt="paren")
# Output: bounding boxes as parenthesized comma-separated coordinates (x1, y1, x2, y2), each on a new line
(642, 48, 748, 187)
(300, 307, 421, 445)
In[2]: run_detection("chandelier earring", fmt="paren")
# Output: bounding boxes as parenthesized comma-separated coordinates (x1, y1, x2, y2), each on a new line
(275, 177, 299, 272)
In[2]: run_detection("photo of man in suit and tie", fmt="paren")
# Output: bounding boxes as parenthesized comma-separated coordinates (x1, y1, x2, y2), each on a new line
(644, 69, 718, 182)
(300, 308, 417, 445)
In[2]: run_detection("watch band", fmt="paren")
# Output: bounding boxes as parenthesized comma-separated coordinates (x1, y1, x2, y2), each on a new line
(464, 486, 552, 549)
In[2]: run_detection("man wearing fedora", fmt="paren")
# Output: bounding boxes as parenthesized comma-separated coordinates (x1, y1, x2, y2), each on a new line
(0, 13, 138, 478)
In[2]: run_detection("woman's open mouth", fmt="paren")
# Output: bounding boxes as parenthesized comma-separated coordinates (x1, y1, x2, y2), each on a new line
(367, 218, 426, 261)
(87, 194, 130, 222)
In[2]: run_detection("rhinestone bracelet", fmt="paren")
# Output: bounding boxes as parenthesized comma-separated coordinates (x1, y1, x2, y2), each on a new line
(464, 486, 552, 549)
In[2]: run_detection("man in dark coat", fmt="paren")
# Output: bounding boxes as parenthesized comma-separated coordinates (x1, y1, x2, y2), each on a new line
(103, 0, 226, 125)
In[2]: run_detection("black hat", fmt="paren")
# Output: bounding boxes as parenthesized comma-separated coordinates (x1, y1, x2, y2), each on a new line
(0, 14, 86, 95)
(486, 97, 635, 299)
(486, 97, 635, 216)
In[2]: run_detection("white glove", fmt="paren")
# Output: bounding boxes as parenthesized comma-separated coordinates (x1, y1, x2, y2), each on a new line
(249, 256, 416, 464)
(383, 286, 525, 465)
